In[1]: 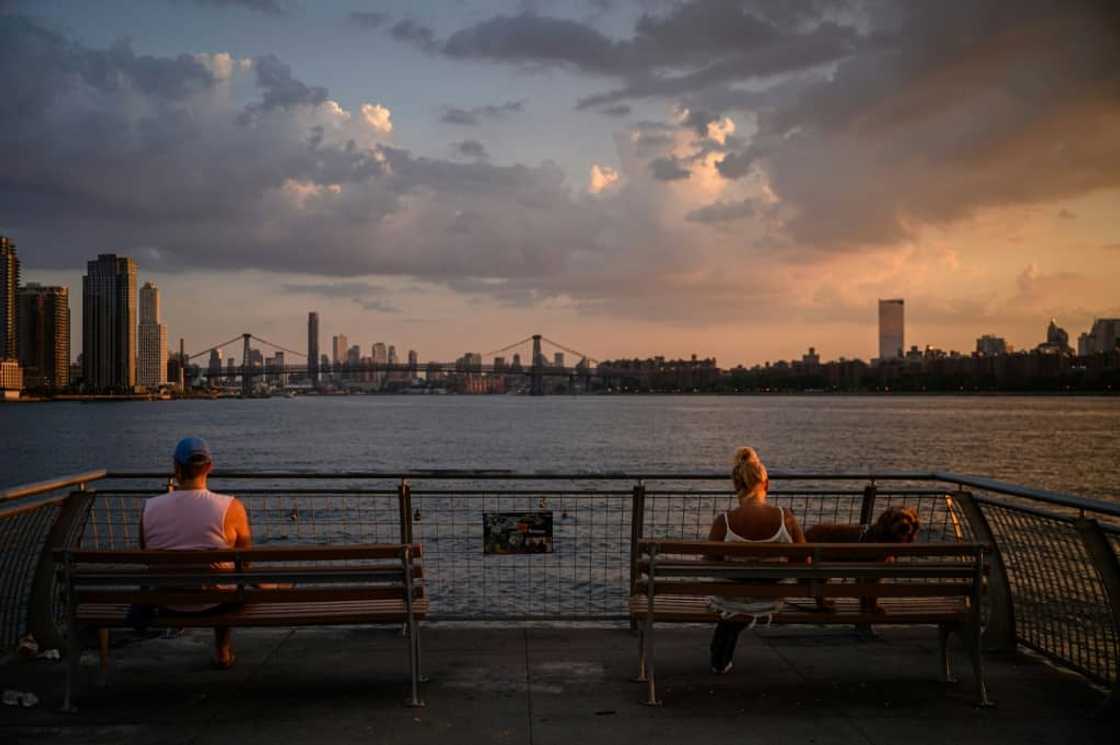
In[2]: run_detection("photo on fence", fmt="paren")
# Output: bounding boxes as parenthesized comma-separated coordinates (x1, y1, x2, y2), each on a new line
(482, 512, 554, 555)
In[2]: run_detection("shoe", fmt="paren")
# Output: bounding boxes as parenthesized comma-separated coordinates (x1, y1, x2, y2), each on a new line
(711, 661, 733, 675)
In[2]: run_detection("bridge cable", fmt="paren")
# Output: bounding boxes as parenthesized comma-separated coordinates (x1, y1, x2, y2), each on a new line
(187, 334, 249, 360)
(250, 334, 307, 358)
(484, 336, 534, 357)
(540, 336, 599, 365)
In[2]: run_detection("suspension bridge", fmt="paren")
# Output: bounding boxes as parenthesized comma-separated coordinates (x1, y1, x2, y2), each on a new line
(180, 333, 602, 397)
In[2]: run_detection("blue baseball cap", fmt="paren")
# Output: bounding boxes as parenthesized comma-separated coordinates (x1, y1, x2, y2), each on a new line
(173, 436, 213, 466)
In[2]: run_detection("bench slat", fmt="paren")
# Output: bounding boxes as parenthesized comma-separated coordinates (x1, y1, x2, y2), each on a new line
(640, 562, 977, 580)
(641, 581, 970, 599)
(629, 595, 967, 624)
(71, 565, 423, 581)
(56, 544, 423, 563)
(75, 599, 429, 627)
(74, 586, 422, 605)
(640, 540, 982, 558)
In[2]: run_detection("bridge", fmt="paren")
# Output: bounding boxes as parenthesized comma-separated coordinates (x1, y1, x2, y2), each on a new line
(183, 333, 603, 397)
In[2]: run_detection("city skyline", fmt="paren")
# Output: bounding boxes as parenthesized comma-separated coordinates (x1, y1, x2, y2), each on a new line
(2, 2, 1119, 367)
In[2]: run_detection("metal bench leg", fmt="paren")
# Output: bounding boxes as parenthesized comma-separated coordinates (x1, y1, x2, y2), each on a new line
(966, 619, 994, 708)
(405, 616, 425, 708)
(62, 622, 80, 713)
(635, 626, 647, 682)
(642, 617, 660, 706)
(938, 625, 958, 684)
(96, 628, 111, 688)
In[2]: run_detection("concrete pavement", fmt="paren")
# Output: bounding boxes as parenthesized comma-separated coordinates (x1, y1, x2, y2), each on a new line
(1, 624, 1112, 744)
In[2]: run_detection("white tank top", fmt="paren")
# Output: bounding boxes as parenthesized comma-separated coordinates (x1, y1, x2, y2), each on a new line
(142, 489, 237, 612)
(709, 507, 792, 625)
(143, 489, 234, 550)
(722, 508, 793, 544)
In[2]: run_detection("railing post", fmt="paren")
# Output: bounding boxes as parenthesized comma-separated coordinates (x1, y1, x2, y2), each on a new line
(858, 481, 877, 526)
(398, 478, 413, 544)
(27, 489, 95, 651)
(629, 480, 646, 597)
(1074, 518, 1120, 713)
(954, 490, 1016, 653)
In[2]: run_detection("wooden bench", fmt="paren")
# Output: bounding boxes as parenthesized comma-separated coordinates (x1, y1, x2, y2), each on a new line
(55, 543, 427, 711)
(630, 540, 991, 706)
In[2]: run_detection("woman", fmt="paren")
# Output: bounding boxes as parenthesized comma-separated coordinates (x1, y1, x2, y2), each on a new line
(706, 446, 806, 674)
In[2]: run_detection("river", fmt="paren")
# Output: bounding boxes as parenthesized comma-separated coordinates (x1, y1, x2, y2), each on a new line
(2, 395, 1117, 498)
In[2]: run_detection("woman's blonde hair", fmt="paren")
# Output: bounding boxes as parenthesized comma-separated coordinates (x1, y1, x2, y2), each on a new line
(731, 446, 768, 495)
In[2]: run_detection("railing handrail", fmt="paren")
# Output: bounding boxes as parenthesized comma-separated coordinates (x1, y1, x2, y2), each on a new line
(101, 469, 940, 480)
(0, 469, 107, 503)
(935, 472, 1120, 518)
(4, 468, 1116, 518)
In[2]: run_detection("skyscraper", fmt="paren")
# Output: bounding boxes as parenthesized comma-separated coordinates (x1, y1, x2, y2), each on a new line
(208, 348, 222, 381)
(332, 334, 349, 365)
(0, 236, 19, 360)
(137, 282, 168, 389)
(83, 254, 137, 391)
(17, 283, 70, 389)
(307, 312, 319, 384)
(878, 299, 904, 361)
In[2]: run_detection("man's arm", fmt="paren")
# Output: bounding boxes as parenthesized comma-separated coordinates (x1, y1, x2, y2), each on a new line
(224, 499, 252, 549)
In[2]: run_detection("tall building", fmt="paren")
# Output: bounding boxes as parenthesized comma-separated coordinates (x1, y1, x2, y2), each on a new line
(332, 334, 349, 365)
(878, 299, 905, 361)
(407, 349, 418, 373)
(347, 344, 361, 366)
(1080, 319, 1120, 355)
(0, 236, 19, 360)
(371, 342, 388, 387)
(1038, 318, 1072, 354)
(17, 283, 70, 389)
(82, 254, 137, 391)
(976, 335, 1008, 357)
(307, 312, 320, 384)
(208, 348, 223, 380)
(137, 282, 168, 389)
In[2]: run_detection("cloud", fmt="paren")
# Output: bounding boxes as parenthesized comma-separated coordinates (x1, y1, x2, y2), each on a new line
(348, 11, 387, 29)
(649, 156, 690, 181)
(1057, 208, 1076, 220)
(686, 199, 755, 224)
(390, 19, 438, 53)
(588, 163, 619, 193)
(439, 100, 524, 126)
(360, 103, 392, 133)
(453, 139, 488, 159)
(598, 104, 631, 117)
(715, 150, 754, 179)
(250, 53, 327, 111)
(282, 282, 385, 297)
(190, 0, 287, 14)
(0, 15, 609, 285)
(353, 298, 400, 313)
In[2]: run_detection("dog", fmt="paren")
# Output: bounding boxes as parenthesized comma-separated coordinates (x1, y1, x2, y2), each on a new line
(804, 505, 921, 613)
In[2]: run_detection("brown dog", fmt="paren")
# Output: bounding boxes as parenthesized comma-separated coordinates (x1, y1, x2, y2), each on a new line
(804, 505, 921, 613)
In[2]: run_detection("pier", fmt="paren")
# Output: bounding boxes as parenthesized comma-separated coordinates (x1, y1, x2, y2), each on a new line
(2, 470, 1117, 741)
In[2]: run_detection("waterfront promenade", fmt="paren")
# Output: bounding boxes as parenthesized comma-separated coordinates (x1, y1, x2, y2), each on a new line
(0, 624, 1111, 744)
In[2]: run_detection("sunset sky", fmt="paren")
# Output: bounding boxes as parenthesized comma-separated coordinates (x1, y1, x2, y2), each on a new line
(2, 0, 1118, 366)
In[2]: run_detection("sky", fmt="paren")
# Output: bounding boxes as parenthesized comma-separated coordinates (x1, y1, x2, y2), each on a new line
(1, 0, 1118, 367)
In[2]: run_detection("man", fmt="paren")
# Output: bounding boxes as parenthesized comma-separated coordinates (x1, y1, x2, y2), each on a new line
(139, 436, 251, 669)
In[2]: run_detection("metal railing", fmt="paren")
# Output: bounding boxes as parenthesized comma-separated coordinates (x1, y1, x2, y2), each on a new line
(1, 469, 1117, 703)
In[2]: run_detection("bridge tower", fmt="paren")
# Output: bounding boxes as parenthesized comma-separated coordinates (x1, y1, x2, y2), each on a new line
(530, 334, 544, 396)
(241, 333, 252, 398)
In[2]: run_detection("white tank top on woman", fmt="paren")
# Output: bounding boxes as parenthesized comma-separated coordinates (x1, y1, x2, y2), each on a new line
(708, 506, 792, 625)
